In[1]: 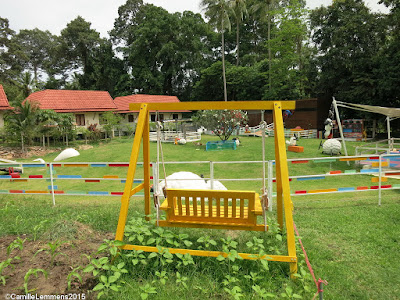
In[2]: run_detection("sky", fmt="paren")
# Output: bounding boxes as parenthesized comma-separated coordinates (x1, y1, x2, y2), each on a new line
(1, 0, 390, 38)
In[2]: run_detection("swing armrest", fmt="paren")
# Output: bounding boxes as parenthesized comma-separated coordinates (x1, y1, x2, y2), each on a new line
(160, 198, 169, 210)
(253, 193, 263, 215)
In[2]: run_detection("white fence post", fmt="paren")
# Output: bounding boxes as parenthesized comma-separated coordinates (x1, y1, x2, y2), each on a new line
(210, 161, 214, 190)
(49, 162, 56, 206)
(268, 160, 273, 211)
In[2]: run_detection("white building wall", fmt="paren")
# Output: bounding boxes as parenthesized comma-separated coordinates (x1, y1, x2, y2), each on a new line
(0, 111, 5, 128)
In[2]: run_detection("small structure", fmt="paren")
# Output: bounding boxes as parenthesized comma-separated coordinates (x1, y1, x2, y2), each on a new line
(206, 140, 236, 151)
(113, 94, 188, 132)
(0, 85, 12, 128)
(25, 89, 117, 128)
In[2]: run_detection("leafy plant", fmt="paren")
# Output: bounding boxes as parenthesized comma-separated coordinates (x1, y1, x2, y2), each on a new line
(280, 286, 302, 299)
(0, 257, 19, 286)
(252, 285, 276, 298)
(23, 268, 48, 293)
(175, 253, 194, 268)
(224, 285, 244, 300)
(7, 237, 25, 256)
(139, 283, 157, 300)
(34, 240, 68, 265)
(67, 266, 83, 290)
(193, 110, 248, 141)
(33, 220, 48, 241)
(92, 273, 122, 298)
(154, 270, 168, 285)
(175, 272, 188, 289)
(197, 236, 217, 249)
(147, 246, 174, 268)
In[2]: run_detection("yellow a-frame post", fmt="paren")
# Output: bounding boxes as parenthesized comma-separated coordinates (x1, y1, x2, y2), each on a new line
(115, 101, 297, 276)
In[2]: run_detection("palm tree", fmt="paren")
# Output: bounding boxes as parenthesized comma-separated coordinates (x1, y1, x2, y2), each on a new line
(15, 72, 37, 98)
(230, 0, 247, 66)
(251, 0, 278, 93)
(201, 0, 232, 101)
(6, 101, 40, 152)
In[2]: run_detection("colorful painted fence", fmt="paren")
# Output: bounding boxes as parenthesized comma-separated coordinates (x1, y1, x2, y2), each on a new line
(1, 154, 399, 208)
(0, 162, 149, 205)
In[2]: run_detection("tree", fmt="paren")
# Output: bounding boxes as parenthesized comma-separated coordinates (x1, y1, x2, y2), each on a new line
(5, 100, 40, 152)
(201, 0, 233, 101)
(14, 29, 56, 82)
(250, 0, 279, 93)
(100, 111, 123, 139)
(110, 0, 144, 46)
(264, 0, 309, 99)
(112, 4, 213, 98)
(230, 0, 247, 66)
(193, 61, 264, 101)
(37, 109, 59, 148)
(15, 72, 36, 98)
(310, 0, 386, 105)
(0, 17, 24, 83)
(59, 16, 102, 76)
(193, 110, 248, 140)
(375, 0, 400, 106)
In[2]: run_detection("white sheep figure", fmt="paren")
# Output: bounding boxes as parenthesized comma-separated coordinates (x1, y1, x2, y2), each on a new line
(286, 135, 297, 146)
(324, 118, 333, 139)
(177, 138, 186, 145)
(156, 171, 227, 195)
(322, 139, 342, 155)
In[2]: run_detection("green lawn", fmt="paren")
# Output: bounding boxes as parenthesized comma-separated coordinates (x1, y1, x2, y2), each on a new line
(0, 135, 399, 299)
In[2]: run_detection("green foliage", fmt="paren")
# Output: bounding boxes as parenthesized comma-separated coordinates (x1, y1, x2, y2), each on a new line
(23, 268, 48, 294)
(0, 257, 19, 286)
(34, 240, 68, 265)
(100, 111, 123, 139)
(6, 237, 25, 256)
(193, 109, 248, 140)
(5, 100, 40, 151)
(67, 266, 83, 290)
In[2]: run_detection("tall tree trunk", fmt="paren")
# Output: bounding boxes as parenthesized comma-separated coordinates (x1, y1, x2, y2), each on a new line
(66, 134, 68, 146)
(267, 8, 272, 94)
(236, 21, 240, 66)
(43, 135, 45, 149)
(21, 133, 24, 153)
(222, 30, 228, 102)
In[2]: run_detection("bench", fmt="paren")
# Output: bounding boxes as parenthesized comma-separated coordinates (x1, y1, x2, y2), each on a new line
(159, 189, 266, 231)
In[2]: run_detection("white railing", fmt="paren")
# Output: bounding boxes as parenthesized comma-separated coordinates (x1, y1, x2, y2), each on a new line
(149, 131, 202, 142)
(355, 138, 400, 155)
(1, 154, 399, 208)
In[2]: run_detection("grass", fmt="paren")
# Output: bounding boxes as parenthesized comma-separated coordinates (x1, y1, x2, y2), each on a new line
(1, 135, 399, 299)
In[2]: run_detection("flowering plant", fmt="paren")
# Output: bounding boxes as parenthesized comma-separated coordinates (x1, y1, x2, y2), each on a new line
(193, 110, 248, 141)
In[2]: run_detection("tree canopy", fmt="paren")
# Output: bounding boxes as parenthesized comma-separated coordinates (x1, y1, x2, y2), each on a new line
(0, 0, 399, 110)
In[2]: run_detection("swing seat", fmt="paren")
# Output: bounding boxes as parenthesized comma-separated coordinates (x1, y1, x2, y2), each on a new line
(159, 189, 267, 231)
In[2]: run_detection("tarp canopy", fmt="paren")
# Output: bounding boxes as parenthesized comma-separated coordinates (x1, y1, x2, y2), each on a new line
(336, 101, 400, 120)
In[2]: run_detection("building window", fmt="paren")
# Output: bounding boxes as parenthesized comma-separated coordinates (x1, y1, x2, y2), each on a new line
(76, 114, 85, 126)
(173, 114, 179, 120)
(151, 114, 164, 122)
(128, 115, 134, 123)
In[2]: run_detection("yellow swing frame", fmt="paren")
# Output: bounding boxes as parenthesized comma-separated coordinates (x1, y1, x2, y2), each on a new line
(115, 101, 298, 276)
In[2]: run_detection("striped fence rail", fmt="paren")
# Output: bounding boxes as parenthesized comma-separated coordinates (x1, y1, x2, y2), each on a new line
(1, 154, 399, 207)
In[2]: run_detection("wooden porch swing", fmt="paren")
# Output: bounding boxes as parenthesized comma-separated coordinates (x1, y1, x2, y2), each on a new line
(115, 101, 298, 276)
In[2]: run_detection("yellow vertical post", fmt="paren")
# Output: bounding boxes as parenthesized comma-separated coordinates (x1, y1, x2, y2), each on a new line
(143, 110, 151, 220)
(273, 102, 297, 276)
(115, 104, 148, 241)
(273, 107, 283, 230)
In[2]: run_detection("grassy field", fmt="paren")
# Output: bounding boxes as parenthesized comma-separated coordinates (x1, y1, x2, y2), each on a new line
(0, 135, 399, 299)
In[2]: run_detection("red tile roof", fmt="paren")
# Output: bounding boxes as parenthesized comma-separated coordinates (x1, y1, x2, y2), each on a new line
(0, 85, 12, 110)
(25, 89, 117, 112)
(114, 94, 188, 113)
